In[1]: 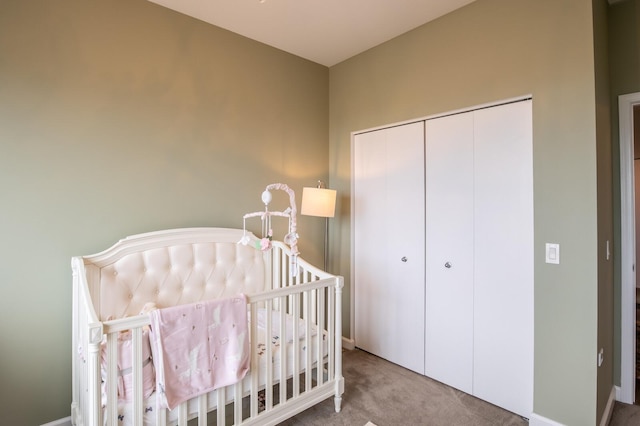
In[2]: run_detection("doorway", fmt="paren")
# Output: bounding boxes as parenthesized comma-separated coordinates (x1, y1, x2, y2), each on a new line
(619, 92, 640, 404)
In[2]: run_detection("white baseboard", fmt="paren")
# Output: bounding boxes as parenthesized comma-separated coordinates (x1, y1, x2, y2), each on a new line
(342, 336, 355, 350)
(529, 413, 566, 426)
(41, 417, 71, 426)
(615, 384, 634, 405)
(529, 387, 615, 426)
(600, 386, 616, 426)
(615, 384, 623, 401)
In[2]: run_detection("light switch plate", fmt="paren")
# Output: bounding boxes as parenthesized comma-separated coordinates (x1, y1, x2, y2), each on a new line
(545, 243, 560, 264)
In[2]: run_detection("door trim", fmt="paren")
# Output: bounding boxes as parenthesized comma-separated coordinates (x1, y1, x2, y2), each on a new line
(619, 92, 640, 404)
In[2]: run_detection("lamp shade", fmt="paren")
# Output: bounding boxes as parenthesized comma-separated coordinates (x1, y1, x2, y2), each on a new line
(301, 187, 336, 218)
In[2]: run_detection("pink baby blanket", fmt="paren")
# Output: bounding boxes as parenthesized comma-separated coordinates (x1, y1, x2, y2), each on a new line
(148, 294, 249, 410)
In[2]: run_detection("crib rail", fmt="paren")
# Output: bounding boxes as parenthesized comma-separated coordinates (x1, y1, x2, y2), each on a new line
(101, 277, 342, 426)
(72, 239, 343, 426)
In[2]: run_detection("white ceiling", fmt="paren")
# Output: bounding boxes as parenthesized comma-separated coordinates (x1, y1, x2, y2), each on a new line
(147, 0, 477, 67)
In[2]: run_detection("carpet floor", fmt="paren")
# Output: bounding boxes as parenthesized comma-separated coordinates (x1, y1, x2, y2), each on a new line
(609, 400, 640, 425)
(279, 348, 640, 425)
(280, 349, 527, 426)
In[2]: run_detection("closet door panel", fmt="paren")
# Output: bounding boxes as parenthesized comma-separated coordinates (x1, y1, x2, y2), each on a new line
(472, 100, 533, 417)
(354, 122, 426, 374)
(354, 129, 387, 360)
(424, 113, 474, 393)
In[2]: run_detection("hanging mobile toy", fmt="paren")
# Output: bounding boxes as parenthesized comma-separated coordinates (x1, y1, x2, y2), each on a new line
(239, 183, 300, 275)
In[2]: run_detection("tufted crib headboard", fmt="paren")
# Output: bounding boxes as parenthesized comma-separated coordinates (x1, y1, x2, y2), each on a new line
(78, 228, 266, 321)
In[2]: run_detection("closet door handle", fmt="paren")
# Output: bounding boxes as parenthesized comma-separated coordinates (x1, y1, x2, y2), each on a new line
(401, 257, 408, 262)
(444, 262, 452, 268)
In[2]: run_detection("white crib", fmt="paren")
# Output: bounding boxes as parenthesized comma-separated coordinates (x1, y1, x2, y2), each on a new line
(71, 227, 344, 426)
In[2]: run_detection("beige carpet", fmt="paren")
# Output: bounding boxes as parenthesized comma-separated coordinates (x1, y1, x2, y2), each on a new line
(274, 348, 640, 425)
(279, 349, 527, 426)
(609, 401, 640, 425)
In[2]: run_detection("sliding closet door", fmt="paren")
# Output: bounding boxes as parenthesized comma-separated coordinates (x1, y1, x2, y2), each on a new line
(424, 113, 475, 393)
(353, 122, 426, 374)
(472, 100, 533, 417)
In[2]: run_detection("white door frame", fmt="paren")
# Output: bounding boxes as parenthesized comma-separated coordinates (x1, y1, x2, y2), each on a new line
(619, 92, 640, 404)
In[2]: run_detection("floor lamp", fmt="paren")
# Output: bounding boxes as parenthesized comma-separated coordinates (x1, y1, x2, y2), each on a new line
(301, 181, 336, 271)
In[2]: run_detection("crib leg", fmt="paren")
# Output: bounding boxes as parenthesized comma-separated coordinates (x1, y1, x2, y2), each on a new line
(334, 395, 342, 413)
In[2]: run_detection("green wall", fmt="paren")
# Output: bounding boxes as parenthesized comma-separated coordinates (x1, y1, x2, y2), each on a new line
(0, 1, 329, 424)
(593, 0, 614, 420)
(329, 0, 603, 424)
(609, 0, 640, 392)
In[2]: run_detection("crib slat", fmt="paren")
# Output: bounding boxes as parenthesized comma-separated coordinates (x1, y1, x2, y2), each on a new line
(273, 246, 281, 291)
(156, 393, 166, 426)
(106, 332, 118, 426)
(309, 272, 318, 323)
(329, 285, 336, 379)
(198, 394, 207, 425)
(250, 303, 259, 419)
(305, 289, 313, 392)
(279, 298, 287, 405)
(283, 250, 289, 288)
(234, 381, 243, 424)
(265, 298, 274, 411)
(177, 401, 187, 425)
(216, 386, 225, 425)
(292, 294, 300, 399)
(317, 286, 326, 386)
(132, 327, 143, 426)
